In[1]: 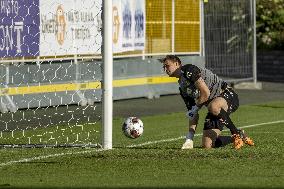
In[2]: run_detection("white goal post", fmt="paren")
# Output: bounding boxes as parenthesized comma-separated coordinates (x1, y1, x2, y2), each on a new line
(102, 0, 113, 150)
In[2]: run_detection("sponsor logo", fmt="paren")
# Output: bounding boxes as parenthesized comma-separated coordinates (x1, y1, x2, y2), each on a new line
(122, 2, 131, 39)
(134, 9, 144, 38)
(186, 72, 192, 78)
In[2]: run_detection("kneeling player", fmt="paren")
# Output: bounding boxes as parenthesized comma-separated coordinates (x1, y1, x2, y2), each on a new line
(201, 87, 253, 148)
(159, 55, 254, 149)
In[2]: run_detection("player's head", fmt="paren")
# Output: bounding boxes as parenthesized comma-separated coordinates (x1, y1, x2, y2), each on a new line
(158, 55, 182, 77)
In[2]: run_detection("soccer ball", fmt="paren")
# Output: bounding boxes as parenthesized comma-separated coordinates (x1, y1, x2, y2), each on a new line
(122, 117, 144, 139)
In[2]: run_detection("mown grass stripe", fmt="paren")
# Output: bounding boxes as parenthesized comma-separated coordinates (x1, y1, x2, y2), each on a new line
(0, 119, 283, 168)
(126, 120, 284, 148)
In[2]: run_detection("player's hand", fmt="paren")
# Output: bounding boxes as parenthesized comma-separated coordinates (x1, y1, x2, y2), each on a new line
(186, 105, 199, 121)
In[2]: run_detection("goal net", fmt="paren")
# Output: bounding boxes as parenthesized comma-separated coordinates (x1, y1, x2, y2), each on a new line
(0, 0, 102, 148)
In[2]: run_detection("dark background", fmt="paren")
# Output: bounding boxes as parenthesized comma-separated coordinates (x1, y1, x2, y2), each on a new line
(258, 51, 284, 83)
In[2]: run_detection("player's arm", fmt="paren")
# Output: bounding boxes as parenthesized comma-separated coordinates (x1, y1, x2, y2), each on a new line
(179, 88, 199, 124)
(179, 87, 196, 111)
(181, 64, 210, 109)
(194, 77, 210, 108)
(189, 113, 199, 125)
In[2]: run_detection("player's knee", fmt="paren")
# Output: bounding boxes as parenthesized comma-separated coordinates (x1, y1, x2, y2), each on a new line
(202, 129, 220, 149)
(202, 136, 213, 149)
(208, 104, 221, 116)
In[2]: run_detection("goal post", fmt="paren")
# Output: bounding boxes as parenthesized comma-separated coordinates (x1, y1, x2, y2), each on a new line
(102, 0, 113, 150)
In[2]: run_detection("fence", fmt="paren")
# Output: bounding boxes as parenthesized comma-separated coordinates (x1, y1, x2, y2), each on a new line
(204, 0, 255, 81)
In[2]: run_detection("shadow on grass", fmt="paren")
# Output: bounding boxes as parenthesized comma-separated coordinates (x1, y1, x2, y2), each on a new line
(252, 104, 284, 109)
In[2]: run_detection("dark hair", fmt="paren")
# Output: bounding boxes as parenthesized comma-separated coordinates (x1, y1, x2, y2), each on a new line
(158, 55, 181, 65)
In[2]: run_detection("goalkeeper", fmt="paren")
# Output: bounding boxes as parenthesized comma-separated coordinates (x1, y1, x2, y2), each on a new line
(159, 55, 254, 149)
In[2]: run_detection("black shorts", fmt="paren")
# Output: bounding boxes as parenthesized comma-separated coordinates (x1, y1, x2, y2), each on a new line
(219, 87, 239, 114)
(203, 88, 239, 131)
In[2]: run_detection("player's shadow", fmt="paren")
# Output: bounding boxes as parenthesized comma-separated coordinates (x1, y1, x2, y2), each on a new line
(116, 136, 232, 150)
(115, 135, 232, 150)
(252, 104, 284, 109)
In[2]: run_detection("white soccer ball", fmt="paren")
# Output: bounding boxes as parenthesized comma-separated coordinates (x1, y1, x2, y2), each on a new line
(122, 117, 144, 139)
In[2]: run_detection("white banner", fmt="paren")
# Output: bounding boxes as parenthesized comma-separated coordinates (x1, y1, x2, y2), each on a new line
(113, 0, 145, 53)
(39, 0, 144, 56)
(40, 0, 102, 56)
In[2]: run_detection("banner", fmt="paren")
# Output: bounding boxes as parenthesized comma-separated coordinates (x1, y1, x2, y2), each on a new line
(39, 0, 102, 56)
(113, 0, 145, 53)
(0, 0, 145, 58)
(0, 0, 40, 58)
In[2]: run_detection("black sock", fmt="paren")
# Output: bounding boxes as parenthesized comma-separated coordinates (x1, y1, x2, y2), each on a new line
(217, 108, 238, 135)
(215, 137, 223, 148)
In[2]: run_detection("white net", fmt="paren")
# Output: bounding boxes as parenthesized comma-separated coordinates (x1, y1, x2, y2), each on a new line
(0, 0, 102, 148)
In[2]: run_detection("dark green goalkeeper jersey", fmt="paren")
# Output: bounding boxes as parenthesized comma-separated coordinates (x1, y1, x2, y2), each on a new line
(178, 64, 224, 110)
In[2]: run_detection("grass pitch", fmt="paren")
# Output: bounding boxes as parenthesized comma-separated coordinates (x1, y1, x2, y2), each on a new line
(0, 101, 283, 188)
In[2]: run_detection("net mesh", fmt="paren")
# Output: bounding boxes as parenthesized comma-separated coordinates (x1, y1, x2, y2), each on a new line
(0, 0, 102, 148)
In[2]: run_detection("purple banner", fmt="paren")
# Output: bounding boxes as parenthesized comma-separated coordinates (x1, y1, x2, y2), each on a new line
(0, 0, 40, 58)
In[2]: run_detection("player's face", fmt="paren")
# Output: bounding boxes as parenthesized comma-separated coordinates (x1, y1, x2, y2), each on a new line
(163, 60, 179, 77)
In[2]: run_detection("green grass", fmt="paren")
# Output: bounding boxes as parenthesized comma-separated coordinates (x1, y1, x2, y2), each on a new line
(0, 101, 284, 188)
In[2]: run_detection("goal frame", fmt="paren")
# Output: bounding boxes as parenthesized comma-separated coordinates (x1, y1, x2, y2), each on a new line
(102, 0, 113, 150)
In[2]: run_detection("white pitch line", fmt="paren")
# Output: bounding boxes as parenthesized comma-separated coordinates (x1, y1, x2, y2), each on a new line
(0, 149, 105, 168)
(244, 131, 284, 134)
(127, 120, 284, 148)
(0, 120, 284, 168)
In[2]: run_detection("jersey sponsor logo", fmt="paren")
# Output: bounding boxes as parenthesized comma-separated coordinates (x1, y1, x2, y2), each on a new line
(186, 72, 192, 78)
